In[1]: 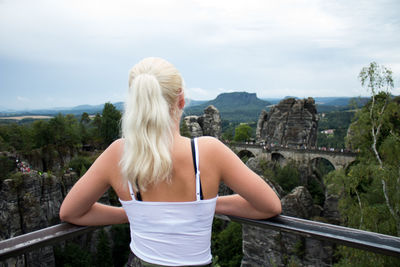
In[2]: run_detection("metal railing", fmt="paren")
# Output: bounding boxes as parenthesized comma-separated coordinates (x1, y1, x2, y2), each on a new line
(1, 215, 399, 261)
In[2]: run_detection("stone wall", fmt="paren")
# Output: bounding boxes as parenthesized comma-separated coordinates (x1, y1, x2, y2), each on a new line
(256, 98, 318, 148)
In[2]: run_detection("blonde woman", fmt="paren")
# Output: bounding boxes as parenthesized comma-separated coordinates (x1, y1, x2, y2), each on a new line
(60, 57, 281, 267)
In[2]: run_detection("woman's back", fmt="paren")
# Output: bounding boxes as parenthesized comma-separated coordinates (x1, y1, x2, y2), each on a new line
(59, 57, 281, 267)
(129, 135, 220, 202)
(120, 137, 217, 266)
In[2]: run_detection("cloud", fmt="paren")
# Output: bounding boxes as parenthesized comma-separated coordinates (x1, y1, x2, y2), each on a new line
(186, 87, 213, 100)
(17, 96, 30, 102)
(1, 0, 399, 109)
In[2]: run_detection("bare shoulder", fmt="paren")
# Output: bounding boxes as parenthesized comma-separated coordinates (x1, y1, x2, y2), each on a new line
(94, 138, 124, 168)
(197, 136, 226, 151)
(104, 138, 124, 156)
(196, 137, 237, 165)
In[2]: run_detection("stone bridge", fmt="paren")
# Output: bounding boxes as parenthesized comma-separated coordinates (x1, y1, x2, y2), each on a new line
(230, 143, 357, 170)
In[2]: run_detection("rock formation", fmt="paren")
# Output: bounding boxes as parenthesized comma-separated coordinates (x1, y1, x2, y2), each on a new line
(184, 116, 203, 138)
(256, 98, 318, 148)
(241, 186, 334, 267)
(0, 171, 77, 266)
(0, 164, 111, 267)
(184, 105, 221, 138)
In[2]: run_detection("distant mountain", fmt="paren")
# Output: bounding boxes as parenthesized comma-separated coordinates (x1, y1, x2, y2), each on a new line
(261, 96, 371, 113)
(184, 92, 270, 122)
(0, 94, 378, 122)
(185, 99, 208, 107)
(314, 97, 369, 107)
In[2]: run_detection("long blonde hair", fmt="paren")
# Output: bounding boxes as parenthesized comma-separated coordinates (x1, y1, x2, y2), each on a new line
(120, 57, 184, 191)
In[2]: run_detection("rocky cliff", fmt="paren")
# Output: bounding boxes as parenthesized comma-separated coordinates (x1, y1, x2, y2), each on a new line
(256, 98, 318, 148)
(0, 170, 79, 266)
(241, 184, 336, 267)
(184, 105, 221, 138)
(239, 157, 340, 267)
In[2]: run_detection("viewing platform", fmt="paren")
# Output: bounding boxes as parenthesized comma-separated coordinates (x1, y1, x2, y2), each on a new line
(1, 215, 399, 265)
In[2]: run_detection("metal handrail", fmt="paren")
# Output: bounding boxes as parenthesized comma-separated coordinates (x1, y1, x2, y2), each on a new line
(220, 215, 400, 258)
(1, 215, 399, 261)
(0, 223, 100, 261)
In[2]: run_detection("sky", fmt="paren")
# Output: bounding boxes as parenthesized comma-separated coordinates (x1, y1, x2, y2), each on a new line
(1, 0, 400, 110)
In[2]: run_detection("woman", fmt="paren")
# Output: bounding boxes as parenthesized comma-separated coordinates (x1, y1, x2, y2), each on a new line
(60, 57, 281, 266)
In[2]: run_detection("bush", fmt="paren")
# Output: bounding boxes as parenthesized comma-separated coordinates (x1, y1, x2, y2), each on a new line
(54, 242, 92, 267)
(212, 220, 243, 267)
(0, 156, 15, 181)
(275, 163, 301, 192)
(68, 155, 94, 175)
(111, 224, 131, 267)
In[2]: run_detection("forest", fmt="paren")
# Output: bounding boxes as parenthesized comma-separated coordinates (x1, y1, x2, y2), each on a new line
(0, 63, 399, 266)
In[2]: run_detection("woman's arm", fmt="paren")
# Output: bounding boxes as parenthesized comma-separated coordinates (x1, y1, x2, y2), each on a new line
(208, 138, 281, 219)
(59, 140, 128, 226)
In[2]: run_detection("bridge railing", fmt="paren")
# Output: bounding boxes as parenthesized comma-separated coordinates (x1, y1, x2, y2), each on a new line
(231, 142, 357, 156)
(1, 215, 399, 262)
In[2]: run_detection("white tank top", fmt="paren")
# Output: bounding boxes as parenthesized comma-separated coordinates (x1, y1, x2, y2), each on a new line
(119, 138, 217, 266)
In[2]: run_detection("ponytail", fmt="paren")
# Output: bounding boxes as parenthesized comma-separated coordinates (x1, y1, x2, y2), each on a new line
(120, 57, 183, 191)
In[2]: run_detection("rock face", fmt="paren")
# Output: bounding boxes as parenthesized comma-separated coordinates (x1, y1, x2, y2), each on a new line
(184, 116, 203, 138)
(184, 105, 221, 138)
(256, 98, 318, 148)
(241, 186, 334, 267)
(0, 171, 78, 267)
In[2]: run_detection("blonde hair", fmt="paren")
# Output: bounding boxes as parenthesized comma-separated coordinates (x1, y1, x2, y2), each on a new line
(120, 57, 184, 191)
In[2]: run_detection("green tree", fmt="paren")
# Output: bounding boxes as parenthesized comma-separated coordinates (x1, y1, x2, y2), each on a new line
(0, 156, 15, 181)
(180, 119, 191, 138)
(100, 103, 121, 146)
(212, 221, 243, 267)
(233, 123, 252, 142)
(80, 112, 91, 124)
(325, 62, 400, 266)
(79, 112, 92, 147)
(54, 242, 92, 267)
(47, 114, 81, 167)
(94, 229, 113, 267)
(111, 224, 131, 267)
(275, 162, 301, 193)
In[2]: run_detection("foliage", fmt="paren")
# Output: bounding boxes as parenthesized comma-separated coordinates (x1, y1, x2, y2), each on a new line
(325, 62, 400, 265)
(0, 123, 33, 154)
(263, 161, 301, 193)
(333, 247, 399, 267)
(212, 220, 243, 267)
(234, 123, 253, 142)
(317, 111, 356, 149)
(54, 242, 92, 267)
(111, 224, 131, 267)
(221, 120, 238, 142)
(68, 155, 94, 176)
(94, 229, 113, 267)
(100, 103, 121, 146)
(0, 156, 15, 181)
(179, 119, 191, 138)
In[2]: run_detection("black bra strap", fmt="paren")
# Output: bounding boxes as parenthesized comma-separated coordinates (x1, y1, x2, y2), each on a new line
(191, 139, 203, 200)
(135, 139, 203, 201)
(136, 181, 142, 201)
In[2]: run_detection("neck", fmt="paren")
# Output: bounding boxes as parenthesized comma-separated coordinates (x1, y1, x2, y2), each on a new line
(173, 116, 183, 138)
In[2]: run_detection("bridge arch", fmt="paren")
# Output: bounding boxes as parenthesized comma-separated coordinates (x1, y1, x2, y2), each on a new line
(237, 149, 255, 161)
(310, 157, 335, 174)
(271, 152, 285, 165)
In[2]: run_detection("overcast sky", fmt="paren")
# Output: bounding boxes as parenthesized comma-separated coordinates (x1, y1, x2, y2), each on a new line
(1, 0, 400, 110)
